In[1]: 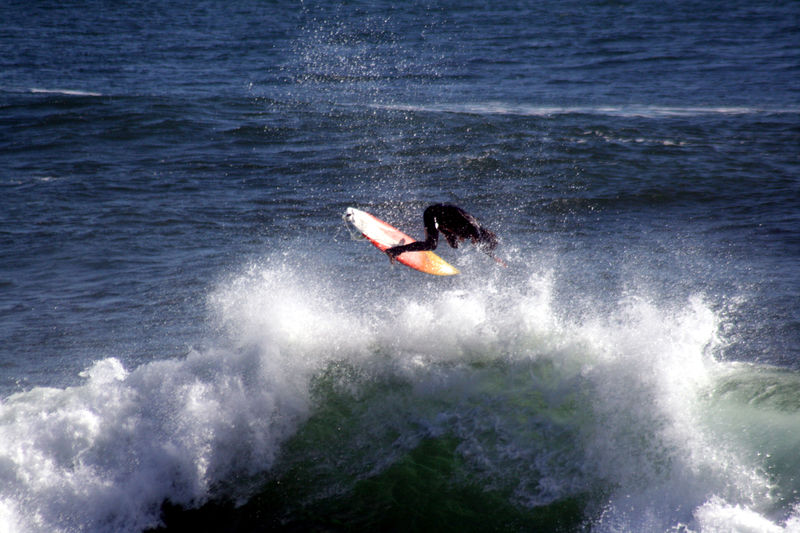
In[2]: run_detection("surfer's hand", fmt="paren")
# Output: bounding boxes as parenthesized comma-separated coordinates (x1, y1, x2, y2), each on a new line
(386, 248, 398, 263)
(491, 255, 508, 268)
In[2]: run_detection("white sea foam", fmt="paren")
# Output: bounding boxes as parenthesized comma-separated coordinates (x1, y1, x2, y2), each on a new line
(0, 261, 362, 532)
(692, 498, 799, 533)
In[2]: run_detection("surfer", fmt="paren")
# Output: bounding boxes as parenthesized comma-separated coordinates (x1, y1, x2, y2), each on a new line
(385, 204, 504, 265)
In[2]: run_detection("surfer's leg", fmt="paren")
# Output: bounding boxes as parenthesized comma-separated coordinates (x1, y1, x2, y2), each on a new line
(386, 236, 437, 259)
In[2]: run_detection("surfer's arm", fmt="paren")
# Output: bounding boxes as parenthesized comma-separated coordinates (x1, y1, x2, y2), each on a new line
(489, 253, 508, 268)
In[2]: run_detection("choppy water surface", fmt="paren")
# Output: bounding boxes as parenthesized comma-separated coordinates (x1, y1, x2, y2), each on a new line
(1, 1, 799, 531)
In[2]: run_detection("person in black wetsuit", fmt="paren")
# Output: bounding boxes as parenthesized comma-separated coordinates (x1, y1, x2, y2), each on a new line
(385, 204, 503, 264)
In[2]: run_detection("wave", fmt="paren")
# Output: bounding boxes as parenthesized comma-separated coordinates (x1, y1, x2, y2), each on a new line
(28, 88, 104, 97)
(371, 102, 800, 119)
(1, 256, 798, 532)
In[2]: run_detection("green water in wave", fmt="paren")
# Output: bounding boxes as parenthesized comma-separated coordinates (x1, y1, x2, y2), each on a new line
(152, 359, 596, 531)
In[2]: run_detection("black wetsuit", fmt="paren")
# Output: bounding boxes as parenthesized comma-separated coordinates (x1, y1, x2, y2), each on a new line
(385, 204, 498, 259)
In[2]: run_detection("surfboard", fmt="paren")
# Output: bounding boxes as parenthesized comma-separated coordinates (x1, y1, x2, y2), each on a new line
(344, 207, 460, 276)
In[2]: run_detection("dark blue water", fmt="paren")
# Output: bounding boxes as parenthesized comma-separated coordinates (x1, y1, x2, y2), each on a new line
(1, 2, 799, 532)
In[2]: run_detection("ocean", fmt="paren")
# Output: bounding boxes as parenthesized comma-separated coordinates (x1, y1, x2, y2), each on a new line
(1, 1, 799, 531)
